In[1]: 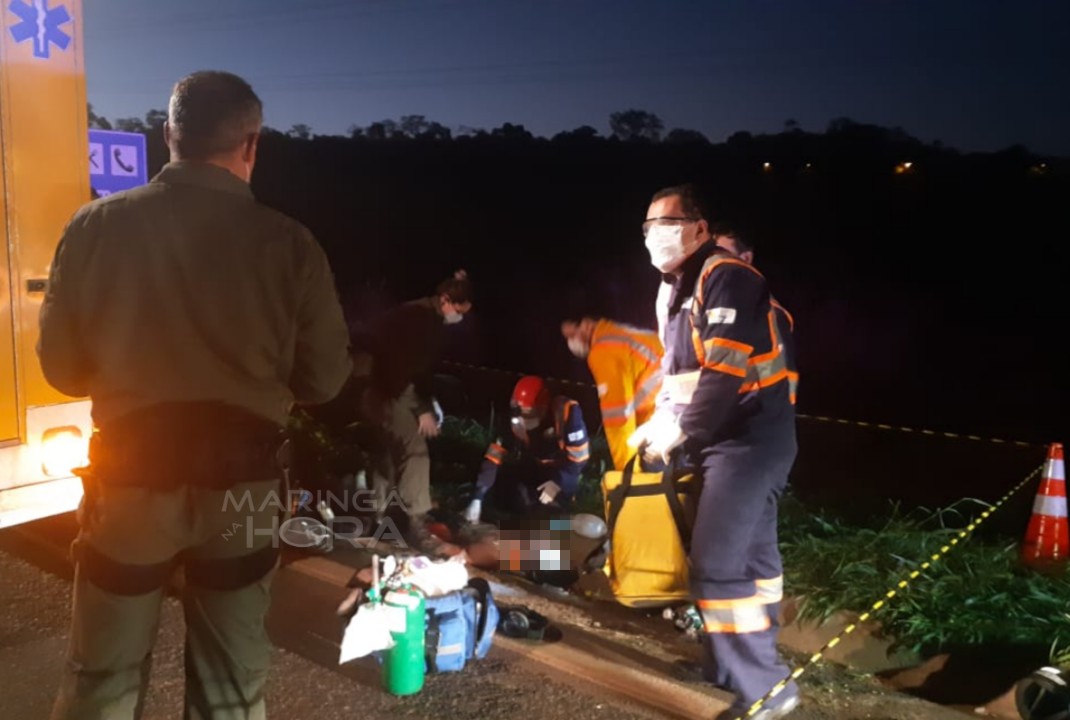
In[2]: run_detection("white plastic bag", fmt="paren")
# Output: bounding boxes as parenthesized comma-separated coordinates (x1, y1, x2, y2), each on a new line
(338, 601, 397, 664)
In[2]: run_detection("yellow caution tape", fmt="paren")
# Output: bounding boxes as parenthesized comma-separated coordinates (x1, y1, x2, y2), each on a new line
(440, 361, 1045, 449)
(740, 462, 1045, 719)
(795, 413, 1041, 449)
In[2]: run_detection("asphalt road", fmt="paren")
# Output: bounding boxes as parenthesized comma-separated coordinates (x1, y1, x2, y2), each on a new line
(0, 514, 668, 720)
(0, 512, 983, 720)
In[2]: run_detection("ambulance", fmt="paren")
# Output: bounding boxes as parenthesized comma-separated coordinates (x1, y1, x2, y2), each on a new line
(0, 0, 93, 527)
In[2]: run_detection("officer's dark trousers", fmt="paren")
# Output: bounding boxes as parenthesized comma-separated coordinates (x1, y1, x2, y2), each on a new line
(689, 437, 797, 708)
(51, 479, 282, 720)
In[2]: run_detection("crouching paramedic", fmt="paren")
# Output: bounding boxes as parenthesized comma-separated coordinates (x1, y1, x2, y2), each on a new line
(629, 184, 800, 719)
(38, 71, 354, 720)
(560, 317, 663, 471)
(463, 376, 589, 524)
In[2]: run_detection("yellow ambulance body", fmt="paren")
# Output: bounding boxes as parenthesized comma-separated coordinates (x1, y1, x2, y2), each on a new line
(0, 0, 92, 527)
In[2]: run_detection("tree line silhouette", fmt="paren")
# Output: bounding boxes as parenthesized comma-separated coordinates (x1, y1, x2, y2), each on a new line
(85, 103, 1067, 449)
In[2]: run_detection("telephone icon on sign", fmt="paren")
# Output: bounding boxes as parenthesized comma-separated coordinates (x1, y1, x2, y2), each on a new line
(114, 147, 135, 173)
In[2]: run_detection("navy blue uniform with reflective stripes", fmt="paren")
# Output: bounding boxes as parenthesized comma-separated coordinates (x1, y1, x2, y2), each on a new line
(475, 397, 589, 505)
(656, 241, 798, 710)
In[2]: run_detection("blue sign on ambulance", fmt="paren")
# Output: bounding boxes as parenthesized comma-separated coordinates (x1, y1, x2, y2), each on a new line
(88, 130, 148, 197)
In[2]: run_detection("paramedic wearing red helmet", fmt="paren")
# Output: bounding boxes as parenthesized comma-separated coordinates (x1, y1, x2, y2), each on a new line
(630, 184, 800, 719)
(464, 376, 589, 524)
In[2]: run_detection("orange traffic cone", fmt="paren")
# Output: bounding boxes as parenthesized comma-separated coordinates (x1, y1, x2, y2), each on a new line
(1021, 442, 1068, 571)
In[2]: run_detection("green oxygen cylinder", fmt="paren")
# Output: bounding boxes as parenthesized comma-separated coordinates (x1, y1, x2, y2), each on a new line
(382, 585, 426, 695)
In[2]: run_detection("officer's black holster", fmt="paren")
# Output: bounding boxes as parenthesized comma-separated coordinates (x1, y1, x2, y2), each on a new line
(87, 402, 289, 490)
(75, 402, 289, 596)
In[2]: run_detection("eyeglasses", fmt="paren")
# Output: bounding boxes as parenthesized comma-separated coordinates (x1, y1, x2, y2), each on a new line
(642, 216, 698, 237)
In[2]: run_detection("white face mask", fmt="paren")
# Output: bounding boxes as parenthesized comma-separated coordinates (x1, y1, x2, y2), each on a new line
(567, 337, 589, 358)
(645, 224, 694, 273)
(444, 311, 463, 325)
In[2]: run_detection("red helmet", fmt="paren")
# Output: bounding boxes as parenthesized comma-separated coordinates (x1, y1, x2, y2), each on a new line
(511, 375, 550, 415)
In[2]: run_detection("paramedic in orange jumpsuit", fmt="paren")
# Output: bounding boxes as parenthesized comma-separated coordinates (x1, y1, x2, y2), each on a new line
(560, 318, 663, 470)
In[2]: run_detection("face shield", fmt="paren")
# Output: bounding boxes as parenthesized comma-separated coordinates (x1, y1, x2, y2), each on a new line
(510, 403, 541, 442)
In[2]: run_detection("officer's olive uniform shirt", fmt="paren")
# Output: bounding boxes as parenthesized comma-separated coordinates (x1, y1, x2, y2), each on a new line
(38, 161, 353, 429)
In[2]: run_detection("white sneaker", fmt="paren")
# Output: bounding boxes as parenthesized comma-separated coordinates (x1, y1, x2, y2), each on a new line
(751, 693, 800, 720)
(717, 685, 801, 720)
(463, 498, 482, 524)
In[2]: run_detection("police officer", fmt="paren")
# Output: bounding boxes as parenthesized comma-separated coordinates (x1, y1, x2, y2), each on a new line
(628, 184, 800, 719)
(39, 71, 354, 720)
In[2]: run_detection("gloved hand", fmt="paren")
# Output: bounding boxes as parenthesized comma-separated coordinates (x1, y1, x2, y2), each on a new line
(631, 416, 686, 465)
(536, 481, 562, 505)
(626, 420, 655, 451)
(463, 498, 482, 524)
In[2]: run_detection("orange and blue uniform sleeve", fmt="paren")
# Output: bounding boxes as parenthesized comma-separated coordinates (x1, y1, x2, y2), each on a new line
(473, 436, 508, 500)
(555, 400, 589, 501)
(679, 261, 767, 444)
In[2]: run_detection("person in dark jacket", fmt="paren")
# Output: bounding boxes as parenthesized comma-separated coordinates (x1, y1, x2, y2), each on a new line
(362, 270, 472, 553)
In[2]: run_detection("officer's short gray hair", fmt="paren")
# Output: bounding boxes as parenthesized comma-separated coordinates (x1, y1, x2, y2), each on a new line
(168, 71, 263, 160)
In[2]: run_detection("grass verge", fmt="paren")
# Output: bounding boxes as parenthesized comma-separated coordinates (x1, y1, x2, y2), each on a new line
(432, 416, 1070, 656)
(778, 495, 1070, 655)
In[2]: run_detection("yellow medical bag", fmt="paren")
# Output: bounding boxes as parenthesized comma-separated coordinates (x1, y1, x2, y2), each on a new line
(601, 456, 700, 608)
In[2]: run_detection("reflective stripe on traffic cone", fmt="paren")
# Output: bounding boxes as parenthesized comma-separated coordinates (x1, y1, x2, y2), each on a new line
(1021, 443, 1068, 569)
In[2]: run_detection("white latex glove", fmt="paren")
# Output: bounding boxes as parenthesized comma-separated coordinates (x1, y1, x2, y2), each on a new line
(626, 420, 655, 450)
(640, 417, 687, 465)
(463, 498, 482, 524)
(537, 480, 562, 505)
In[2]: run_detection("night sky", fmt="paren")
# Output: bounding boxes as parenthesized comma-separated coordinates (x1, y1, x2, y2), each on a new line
(84, 0, 1070, 155)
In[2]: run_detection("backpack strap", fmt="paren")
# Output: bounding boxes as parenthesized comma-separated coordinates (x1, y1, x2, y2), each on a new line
(424, 614, 442, 672)
(606, 454, 692, 552)
(466, 577, 493, 644)
(660, 462, 693, 552)
(605, 454, 639, 535)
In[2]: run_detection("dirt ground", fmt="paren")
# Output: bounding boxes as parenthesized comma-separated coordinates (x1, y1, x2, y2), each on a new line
(478, 568, 977, 720)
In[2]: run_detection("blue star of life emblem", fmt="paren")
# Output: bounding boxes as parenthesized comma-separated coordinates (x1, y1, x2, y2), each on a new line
(8, 0, 71, 60)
